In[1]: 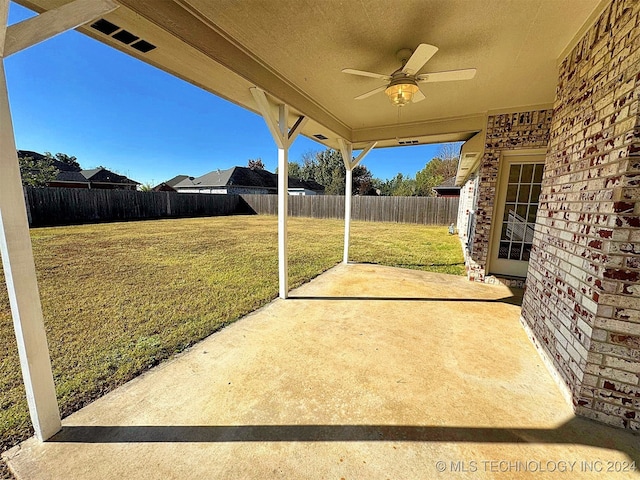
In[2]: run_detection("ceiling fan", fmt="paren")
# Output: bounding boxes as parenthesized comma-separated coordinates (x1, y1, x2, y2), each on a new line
(342, 44, 476, 107)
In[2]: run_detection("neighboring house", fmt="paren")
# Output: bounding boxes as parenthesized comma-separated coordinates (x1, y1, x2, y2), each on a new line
(173, 166, 324, 195)
(17, 150, 140, 190)
(152, 175, 189, 192)
(287, 178, 326, 196)
(287, 177, 324, 195)
(74, 168, 140, 190)
(432, 177, 460, 198)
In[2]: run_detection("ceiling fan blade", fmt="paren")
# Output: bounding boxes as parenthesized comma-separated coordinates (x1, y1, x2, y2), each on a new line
(354, 85, 387, 100)
(417, 68, 477, 83)
(342, 68, 391, 81)
(401, 43, 438, 75)
(412, 89, 426, 103)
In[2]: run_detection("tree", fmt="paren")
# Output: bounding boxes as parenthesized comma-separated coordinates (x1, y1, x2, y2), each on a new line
(415, 143, 461, 196)
(437, 143, 462, 169)
(287, 161, 303, 178)
(388, 173, 417, 196)
(370, 143, 462, 197)
(372, 173, 418, 196)
(295, 148, 375, 195)
(415, 161, 445, 196)
(19, 155, 58, 187)
(247, 158, 265, 170)
(353, 164, 375, 195)
(44, 152, 80, 169)
(300, 149, 344, 193)
(327, 166, 345, 195)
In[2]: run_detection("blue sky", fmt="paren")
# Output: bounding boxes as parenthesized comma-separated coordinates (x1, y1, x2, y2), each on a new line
(6, 2, 453, 186)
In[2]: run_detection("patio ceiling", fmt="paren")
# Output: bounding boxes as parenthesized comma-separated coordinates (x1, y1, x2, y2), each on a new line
(17, 0, 602, 149)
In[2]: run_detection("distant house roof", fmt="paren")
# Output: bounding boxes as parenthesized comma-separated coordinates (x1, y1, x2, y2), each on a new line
(164, 175, 190, 188)
(288, 178, 325, 191)
(152, 175, 190, 192)
(17, 150, 46, 162)
(433, 176, 461, 197)
(17, 150, 139, 187)
(55, 171, 88, 183)
(435, 177, 457, 188)
(81, 167, 140, 186)
(174, 166, 325, 193)
(79, 168, 101, 179)
(18, 150, 81, 172)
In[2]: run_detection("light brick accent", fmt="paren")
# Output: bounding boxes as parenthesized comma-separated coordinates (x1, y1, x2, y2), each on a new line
(521, 0, 640, 430)
(463, 110, 553, 281)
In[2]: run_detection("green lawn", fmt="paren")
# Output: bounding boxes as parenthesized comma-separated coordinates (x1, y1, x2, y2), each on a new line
(0, 216, 463, 455)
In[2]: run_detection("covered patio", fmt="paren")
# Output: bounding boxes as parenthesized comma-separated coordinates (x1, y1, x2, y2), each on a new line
(4, 264, 640, 479)
(2, 1, 640, 477)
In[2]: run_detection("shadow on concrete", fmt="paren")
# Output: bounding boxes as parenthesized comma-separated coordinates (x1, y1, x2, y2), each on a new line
(50, 418, 640, 462)
(288, 296, 523, 306)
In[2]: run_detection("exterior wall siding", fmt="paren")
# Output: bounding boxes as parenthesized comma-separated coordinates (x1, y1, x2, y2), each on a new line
(521, 0, 640, 430)
(457, 172, 478, 259)
(465, 110, 553, 281)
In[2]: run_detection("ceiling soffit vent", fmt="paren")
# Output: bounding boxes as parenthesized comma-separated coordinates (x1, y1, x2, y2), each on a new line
(313, 134, 328, 140)
(90, 19, 157, 54)
(397, 139, 419, 145)
(112, 29, 139, 45)
(131, 40, 156, 53)
(91, 18, 119, 35)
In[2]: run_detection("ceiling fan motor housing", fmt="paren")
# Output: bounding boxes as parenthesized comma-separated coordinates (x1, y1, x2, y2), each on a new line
(396, 48, 414, 65)
(385, 73, 419, 106)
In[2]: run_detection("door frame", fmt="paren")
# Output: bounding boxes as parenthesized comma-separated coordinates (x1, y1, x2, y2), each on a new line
(487, 148, 547, 277)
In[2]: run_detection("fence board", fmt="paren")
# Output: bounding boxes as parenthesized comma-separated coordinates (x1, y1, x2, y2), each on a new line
(25, 187, 248, 227)
(240, 194, 458, 225)
(24, 188, 458, 227)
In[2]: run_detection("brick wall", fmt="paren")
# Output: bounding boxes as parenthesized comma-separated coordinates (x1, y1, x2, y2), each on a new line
(465, 110, 553, 281)
(521, 0, 640, 430)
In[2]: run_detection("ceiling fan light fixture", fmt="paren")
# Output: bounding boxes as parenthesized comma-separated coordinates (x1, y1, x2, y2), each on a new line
(385, 79, 419, 106)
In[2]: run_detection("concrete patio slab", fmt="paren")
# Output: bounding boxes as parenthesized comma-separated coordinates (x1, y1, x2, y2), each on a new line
(4, 263, 640, 479)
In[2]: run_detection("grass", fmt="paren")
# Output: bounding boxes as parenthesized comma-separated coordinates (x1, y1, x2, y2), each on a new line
(0, 215, 464, 459)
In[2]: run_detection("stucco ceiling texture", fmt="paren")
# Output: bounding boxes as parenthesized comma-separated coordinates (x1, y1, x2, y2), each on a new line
(18, 0, 603, 146)
(181, 0, 599, 128)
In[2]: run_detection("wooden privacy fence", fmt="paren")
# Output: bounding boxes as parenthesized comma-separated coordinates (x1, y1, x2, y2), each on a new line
(24, 188, 252, 227)
(24, 188, 459, 227)
(241, 194, 459, 225)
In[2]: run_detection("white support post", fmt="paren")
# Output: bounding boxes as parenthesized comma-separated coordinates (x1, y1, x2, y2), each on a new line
(344, 167, 353, 263)
(0, 61, 61, 440)
(0, 0, 119, 442)
(338, 139, 353, 264)
(277, 104, 289, 298)
(338, 139, 377, 264)
(250, 88, 307, 299)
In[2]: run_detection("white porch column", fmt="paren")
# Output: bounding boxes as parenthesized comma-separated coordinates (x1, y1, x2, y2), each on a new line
(344, 167, 353, 263)
(0, 0, 118, 441)
(0, 60, 61, 441)
(250, 88, 307, 298)
(338, 140, 376, 264)
(277, 104, 289, 298)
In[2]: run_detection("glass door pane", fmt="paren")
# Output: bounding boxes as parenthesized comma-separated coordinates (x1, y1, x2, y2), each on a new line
(497, 163, 543, 261)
